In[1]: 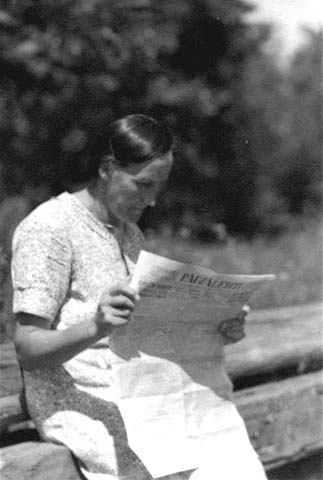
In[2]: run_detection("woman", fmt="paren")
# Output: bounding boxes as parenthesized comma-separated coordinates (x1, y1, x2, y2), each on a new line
(12, 114, 267, 480)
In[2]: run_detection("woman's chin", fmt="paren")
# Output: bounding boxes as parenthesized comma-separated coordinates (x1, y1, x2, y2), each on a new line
(131, 211, 144, 223)
(121, 209, 144, 224)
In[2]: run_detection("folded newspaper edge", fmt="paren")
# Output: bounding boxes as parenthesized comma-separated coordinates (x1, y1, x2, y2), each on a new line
(131, 250, 276, 296)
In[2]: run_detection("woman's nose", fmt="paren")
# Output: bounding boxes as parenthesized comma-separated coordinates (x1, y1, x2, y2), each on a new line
(141, 188, 157, 207)
(145, 197, 156, 207)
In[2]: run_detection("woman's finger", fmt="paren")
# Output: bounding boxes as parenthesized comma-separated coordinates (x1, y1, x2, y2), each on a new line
(114, 308, 132, 318)
(221, 317, 245, 329)
(224, 328, 246, 340)
(231, 331, 246, 340)
(242, 305, 251, 314)
(109, 284, 139, 302)
(224, 322, 244, 331)
(108, 294, 135, 310)
(99, 306, 132, 322)
(236, 310, 248, 321)
(106, 313, 129, 325)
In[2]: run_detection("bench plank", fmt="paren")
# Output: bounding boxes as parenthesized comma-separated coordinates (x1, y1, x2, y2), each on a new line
(0, 343, 23, 397)
(236, 370, 323, 469)
(0, 394, 26, 429)
(226, 303, 323, 379)
(0, 442, 82, 480)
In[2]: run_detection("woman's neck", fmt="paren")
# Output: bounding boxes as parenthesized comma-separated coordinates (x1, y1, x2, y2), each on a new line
(71, 183, 120, 227)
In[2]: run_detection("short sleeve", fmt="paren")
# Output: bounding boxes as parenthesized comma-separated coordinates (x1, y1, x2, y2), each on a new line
(11, 220, 72, 323)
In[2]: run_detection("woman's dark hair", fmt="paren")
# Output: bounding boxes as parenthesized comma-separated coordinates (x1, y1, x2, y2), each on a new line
(66, 114, 173, 185)
(107, 114, 173, 167)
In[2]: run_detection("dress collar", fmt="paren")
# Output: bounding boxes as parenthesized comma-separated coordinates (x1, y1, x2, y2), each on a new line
(58, 191, 126, 240)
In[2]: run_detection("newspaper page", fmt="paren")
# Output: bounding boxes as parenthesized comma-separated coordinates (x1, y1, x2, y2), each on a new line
(109, 251, 275, 477)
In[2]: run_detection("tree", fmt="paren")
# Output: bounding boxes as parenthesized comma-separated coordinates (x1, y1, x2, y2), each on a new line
(279, 29, 322, 216)
(5, 1, 318, 239)
(141, 0, 262, 237)
(238, 27, 322, 234)
(0, 0, 263, 238)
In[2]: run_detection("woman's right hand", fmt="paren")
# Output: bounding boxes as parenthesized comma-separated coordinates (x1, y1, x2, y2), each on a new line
(95, 284, 139, 337)
(15, 284, 140, 370)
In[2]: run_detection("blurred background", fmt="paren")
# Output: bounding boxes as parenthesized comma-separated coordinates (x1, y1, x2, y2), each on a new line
(0, 0, 322, 340)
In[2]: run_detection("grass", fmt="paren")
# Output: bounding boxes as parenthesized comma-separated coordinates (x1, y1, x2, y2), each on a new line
(146, 219, 323, 311)
(0, 218, 322, 342)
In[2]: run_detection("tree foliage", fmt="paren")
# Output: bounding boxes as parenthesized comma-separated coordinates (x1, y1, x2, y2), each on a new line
(240, 28, 322, 234)
(0, 1, 321, 239)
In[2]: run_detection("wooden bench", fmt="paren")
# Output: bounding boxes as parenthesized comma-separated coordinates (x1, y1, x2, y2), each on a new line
(1, 303, 323, 479)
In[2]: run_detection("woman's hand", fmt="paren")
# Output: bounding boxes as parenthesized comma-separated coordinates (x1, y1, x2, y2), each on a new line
(218, 306, 250, 345)
(95, 284, 139, 338)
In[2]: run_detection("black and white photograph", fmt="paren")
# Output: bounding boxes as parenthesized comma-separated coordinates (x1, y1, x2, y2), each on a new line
(0, 1, 322, 479)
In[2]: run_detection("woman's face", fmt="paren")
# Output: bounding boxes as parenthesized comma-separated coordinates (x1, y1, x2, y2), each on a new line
(102, 152, 173, 225)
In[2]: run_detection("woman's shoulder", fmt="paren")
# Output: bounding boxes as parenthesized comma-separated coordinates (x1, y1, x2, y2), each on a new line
(14, 193, 74, 241)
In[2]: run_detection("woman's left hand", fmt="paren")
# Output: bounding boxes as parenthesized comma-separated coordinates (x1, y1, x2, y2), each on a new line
(218, 306, 249, 344)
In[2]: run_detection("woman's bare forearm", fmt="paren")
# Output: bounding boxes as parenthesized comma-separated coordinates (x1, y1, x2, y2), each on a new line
(15, 314, 102, 370)
(15, 285, 137, 370)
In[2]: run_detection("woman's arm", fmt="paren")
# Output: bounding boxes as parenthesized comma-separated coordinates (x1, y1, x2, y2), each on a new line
(15, 284, 138, 370)
(15, 313, 101, 370)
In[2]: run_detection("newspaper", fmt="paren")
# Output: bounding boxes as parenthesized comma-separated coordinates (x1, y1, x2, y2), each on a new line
(109, 251, 275, 477)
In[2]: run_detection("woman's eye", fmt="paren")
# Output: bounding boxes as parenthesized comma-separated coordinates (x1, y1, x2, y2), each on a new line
(139, 182, 154, 188)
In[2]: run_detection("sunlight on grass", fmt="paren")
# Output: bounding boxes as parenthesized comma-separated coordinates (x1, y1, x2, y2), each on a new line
(147, 220, 323, 310)
(0, 220, 322, 342)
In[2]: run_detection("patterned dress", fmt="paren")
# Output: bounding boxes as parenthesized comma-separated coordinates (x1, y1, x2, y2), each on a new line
(11, 192, 267, 480)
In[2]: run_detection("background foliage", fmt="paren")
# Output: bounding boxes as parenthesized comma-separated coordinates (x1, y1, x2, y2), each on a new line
(0, 0, 321, 242)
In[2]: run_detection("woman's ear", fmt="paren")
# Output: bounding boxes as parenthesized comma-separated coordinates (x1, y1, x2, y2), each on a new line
(98, 155, 114, 181)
